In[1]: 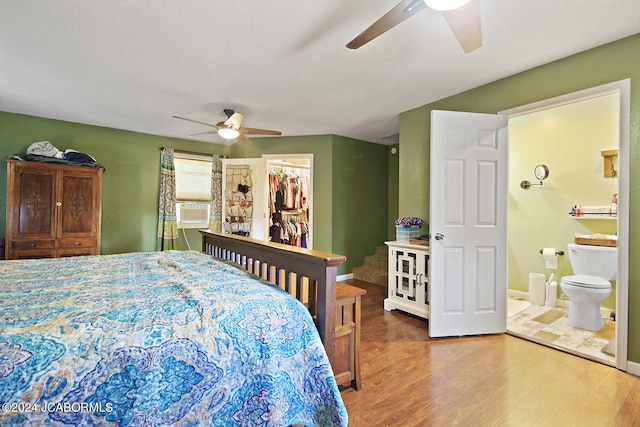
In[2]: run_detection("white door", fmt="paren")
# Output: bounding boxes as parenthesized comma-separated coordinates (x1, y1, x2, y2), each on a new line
(429, 110, 508, 337)
(221, 158, 268, 240)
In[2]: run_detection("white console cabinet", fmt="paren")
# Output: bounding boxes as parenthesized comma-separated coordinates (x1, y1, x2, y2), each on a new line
(384, 241, 430, 319)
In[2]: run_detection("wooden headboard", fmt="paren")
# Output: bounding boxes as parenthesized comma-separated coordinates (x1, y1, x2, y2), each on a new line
(200, 230, 346, 364)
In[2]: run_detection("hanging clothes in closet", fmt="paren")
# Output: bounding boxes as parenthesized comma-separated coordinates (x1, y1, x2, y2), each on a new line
(269, 213, 309, 248)
(269, 170, 309, 213)
(268, 167, 310, 248)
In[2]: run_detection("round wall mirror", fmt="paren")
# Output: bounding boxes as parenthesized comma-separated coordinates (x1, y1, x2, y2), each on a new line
(534, 164, 549, 181)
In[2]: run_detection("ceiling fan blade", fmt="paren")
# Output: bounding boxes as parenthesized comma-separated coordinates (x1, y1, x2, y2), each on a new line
(442, 0, 482, 53)
(224, 112, 245, 129)
(239, 127, 282, 136)
(346, 0, 427, 49)
(172, 115, 217, 128)
(189, 130, 218, 136)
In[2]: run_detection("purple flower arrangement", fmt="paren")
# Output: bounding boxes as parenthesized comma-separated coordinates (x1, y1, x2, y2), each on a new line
(394, 217, 423, 228)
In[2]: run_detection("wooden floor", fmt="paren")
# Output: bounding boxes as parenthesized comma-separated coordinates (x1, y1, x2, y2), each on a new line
(340, 279, 640, 427)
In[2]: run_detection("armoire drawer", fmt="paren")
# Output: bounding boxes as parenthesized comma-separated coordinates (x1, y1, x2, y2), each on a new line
(58, 238, 98, 249)
(12, 240, 55, 249)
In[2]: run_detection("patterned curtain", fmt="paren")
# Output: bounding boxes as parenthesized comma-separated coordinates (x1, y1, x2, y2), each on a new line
(156, 148, 178, 250)
(209, 154, 223, 232)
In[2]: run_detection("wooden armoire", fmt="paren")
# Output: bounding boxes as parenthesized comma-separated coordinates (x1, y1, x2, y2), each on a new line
(5, 160, 103, 259)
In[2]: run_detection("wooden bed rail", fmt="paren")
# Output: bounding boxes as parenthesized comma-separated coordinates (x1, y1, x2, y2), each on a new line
(200, 230, 346, 364)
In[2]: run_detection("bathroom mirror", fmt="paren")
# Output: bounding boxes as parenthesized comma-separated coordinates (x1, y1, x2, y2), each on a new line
(520, 164, 549, 189)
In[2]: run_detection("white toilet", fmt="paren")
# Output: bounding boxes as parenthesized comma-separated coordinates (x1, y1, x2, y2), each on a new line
(560, 243, 616, 331)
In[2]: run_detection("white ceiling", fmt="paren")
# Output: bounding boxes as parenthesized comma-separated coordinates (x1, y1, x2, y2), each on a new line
(2, 0, 640, 146)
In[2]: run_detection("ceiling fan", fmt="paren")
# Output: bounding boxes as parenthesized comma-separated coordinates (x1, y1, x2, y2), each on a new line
(346, 0, 482, 53)
(173, 109, 282, 143)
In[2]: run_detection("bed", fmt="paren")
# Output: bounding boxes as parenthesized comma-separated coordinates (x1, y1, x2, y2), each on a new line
(0, 242, 348, 426)
(200, 231, 346, 365)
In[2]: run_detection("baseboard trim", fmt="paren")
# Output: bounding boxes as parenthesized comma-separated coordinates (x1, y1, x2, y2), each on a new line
(337, 273, 353, 281)
(626, 360, 640, 377)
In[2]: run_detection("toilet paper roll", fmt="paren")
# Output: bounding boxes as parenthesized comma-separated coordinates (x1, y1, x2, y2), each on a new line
(542, 248, 558, 270)
(529, 273, 546, 306)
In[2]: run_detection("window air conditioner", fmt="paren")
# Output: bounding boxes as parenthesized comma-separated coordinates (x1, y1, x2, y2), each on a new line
(176, 202, 210, 229)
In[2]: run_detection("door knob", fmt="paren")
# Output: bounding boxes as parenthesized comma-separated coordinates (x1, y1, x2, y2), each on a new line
(434, 233, 444, 240)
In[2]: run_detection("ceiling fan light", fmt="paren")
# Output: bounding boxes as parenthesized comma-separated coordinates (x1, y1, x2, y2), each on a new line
(424, 0, 471, 11)
(217, 126, 240, 139)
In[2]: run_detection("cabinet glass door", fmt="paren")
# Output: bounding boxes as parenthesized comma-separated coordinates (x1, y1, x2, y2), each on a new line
(393, 249, 418, 302)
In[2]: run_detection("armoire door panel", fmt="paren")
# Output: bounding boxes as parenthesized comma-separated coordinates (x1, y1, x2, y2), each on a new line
(16, 170, 56, 238)
(59, 174, 99, 236)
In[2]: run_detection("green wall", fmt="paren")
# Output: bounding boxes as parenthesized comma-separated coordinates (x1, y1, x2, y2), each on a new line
(331, 135, 389, 274)
(399, 108, 431, 233)
(0, 112, 230, 254)
(227, 134, 390, 275)
(0, 114, 388, 275)
(398, 33, 640, 363)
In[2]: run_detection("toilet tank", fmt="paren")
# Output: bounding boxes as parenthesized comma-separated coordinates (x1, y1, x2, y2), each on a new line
(567, 243, 617, 280)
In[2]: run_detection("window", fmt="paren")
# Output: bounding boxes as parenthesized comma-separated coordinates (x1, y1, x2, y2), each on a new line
(173, 152, 213, 202)
(174, 152, 213, 229)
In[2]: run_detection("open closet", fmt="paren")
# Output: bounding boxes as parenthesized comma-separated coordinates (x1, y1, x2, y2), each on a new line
(267, 156, 312, 248)
(221, 154, 313, 248)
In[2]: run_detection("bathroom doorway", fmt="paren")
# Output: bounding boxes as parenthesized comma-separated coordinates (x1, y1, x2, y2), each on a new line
(502, 80, 630, 370)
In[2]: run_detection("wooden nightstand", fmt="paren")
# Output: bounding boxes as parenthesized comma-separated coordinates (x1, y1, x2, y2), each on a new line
(334, 282, 366, 390)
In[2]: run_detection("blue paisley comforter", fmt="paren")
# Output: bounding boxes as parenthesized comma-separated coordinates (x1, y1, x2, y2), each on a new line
(0, 251, 347, 426)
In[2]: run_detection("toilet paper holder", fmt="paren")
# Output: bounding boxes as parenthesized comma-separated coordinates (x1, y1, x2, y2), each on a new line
(539, 249, 564, 255)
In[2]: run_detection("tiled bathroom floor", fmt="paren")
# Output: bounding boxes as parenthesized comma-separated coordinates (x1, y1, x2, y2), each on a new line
(507, 301, 616, 366)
